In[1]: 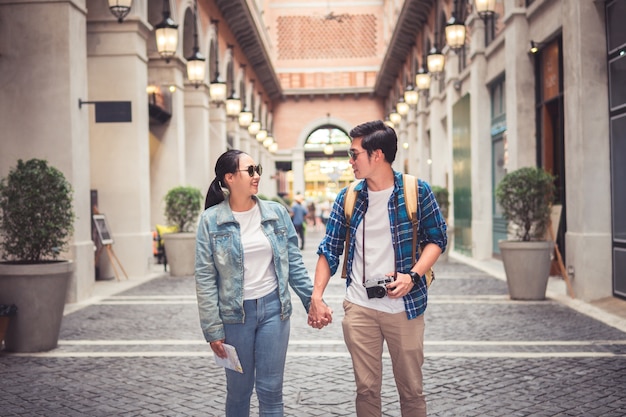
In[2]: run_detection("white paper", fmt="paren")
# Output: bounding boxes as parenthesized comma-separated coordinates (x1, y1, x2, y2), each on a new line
(213, 343, 243, 373)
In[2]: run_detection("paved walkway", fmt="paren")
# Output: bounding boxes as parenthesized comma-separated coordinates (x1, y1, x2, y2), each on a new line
(2, 227, 626, 416)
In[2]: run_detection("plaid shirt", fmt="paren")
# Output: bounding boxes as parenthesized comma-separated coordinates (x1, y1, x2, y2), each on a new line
(317, 171, 447, 319)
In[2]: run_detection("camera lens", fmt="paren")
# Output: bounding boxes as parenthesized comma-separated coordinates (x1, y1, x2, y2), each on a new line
(373, 286, 386, 298)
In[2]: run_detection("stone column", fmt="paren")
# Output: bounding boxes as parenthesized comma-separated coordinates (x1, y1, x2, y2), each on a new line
(209, 103, 227, 174)
(0, 0, 94, 302)
(149, 61, 188, 227)
(503, 2, 536, 169)
(184, 86, 211, 196)
(87, 5, 152, 280)
(562, 1, 612, 300)
(468, 14, 493, 260)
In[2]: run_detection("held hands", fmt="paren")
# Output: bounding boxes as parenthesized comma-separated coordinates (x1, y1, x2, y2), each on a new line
(307, 299, 333, 329)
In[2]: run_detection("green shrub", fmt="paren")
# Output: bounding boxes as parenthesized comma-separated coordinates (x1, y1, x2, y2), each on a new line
(495, 167, 556, 241)
(0, 159, 75, 262)
(164, 186, 203, 232)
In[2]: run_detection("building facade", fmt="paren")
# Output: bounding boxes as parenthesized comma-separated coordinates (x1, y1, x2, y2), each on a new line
(0, 0, 624, 305)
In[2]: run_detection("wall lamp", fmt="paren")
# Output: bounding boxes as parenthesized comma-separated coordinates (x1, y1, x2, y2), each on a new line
(256, 103, 270, 142)
(209, 20, 227, 102)
(238, 66, 253, 127)
(445, 0, 466, 52)
(186, 0, 206, 88)
(248, 91, 262, 136)
(108, 0, 132, 23)
(225, 46, 242, 117)
(474, 0, 496, 20)
(389, 110, 402, 126)
(529, 40, 544, 54)
(415, 65, 431, 91)
(427, 46, 445, 76)
(404, 84, 419, 106)
(155, 0, 178, 62)
(396, 96, 409, 116)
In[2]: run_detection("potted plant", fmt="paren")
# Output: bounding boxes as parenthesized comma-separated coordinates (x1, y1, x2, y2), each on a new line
(432, 185, 451, 261)
(0, 158, 75, 352)
(495, 166, 556, 300)
(162, 186, 203, 277)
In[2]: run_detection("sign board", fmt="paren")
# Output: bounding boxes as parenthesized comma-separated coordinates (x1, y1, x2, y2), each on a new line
(93, 214, 113, 245)
(94, 101, 132, 123)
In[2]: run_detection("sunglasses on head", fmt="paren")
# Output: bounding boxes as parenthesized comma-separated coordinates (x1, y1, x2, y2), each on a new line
(239, 164, 263, 177)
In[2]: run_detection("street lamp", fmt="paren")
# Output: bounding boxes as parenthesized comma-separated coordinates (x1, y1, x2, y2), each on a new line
(209, 20, 227, 102)
(225, 47, 241, 117)
(108, 0, 132, 23)
(155, 0, 178, 62)
(396, 97, 409, 116)
(404, 84, 419, 106)
(474, 0, 496, 19)
(186, 0, 205, 88)
(427, 46, 445, 75)
(238, 68, 253, 127)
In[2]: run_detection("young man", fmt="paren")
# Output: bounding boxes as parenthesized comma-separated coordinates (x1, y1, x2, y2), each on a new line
(308, 120, 447, 417)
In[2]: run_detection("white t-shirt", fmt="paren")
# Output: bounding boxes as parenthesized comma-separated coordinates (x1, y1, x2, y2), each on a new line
(345, 186, 405, 314)
(232, 204, 278, 300)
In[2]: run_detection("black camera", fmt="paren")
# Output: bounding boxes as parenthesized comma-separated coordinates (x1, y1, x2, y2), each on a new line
(365, 277, 394, 299)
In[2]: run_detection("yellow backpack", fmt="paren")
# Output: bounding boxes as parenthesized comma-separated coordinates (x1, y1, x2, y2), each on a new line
(340, 174, 434, 287)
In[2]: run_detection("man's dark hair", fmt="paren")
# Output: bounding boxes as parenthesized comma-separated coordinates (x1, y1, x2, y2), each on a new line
(349, 120, 397, 164)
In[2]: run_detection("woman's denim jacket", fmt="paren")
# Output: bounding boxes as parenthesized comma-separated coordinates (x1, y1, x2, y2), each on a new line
(195, 195, 313, 343)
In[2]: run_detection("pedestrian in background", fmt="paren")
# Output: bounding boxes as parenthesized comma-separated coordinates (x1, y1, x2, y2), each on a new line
(308, 120, 447, 417)
(291, 194, 308, 250)
(195, 149, 331, 417)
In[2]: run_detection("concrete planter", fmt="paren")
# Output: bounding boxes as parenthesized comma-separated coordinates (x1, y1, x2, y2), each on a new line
(0, 261, 73, 352)
(498, 240, 553, 300)
(163, 233, 196, 277)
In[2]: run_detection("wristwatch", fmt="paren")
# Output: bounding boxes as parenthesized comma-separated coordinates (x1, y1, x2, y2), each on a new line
(408, 271, 421, 286)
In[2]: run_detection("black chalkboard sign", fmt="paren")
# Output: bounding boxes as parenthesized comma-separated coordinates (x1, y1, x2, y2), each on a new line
(93, 214, 113, 245)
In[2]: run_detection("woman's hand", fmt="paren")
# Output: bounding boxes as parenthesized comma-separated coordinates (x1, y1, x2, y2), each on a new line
(210, 339, 227, 358)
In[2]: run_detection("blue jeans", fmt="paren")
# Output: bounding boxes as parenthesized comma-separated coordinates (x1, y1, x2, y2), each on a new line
(223, 290, 290, 417)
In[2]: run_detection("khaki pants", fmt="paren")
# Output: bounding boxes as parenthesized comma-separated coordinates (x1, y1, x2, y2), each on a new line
(342, 300, 426, 417)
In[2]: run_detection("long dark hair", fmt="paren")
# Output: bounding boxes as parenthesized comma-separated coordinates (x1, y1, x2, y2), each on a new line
(205, 150, 246, 209)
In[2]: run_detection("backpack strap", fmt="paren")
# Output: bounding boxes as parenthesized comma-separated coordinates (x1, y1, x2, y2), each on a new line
(403, 174, 418, 266)
(403, 174, 435, 287)
(341, 181, 360, 279)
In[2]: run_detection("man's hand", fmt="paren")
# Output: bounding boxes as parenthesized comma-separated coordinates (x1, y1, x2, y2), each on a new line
(308, 298, 333, 329)
(385, 273, 414, 298)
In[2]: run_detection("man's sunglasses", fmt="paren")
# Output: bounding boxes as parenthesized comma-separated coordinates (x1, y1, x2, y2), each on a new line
(239, 164, 263, 177)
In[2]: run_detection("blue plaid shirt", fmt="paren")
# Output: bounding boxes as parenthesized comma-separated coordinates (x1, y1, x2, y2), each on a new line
(317, 171, 447, 319)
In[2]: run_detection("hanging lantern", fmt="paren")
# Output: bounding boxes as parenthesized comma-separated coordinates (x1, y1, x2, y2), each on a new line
(108, 0, 132, 23)
(155, 0, 178, 61)
(445, 16, 466, 51)
(427, 46, 445, 74)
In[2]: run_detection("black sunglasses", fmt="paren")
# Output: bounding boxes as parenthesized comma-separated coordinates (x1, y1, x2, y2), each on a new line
(347, 149, 366, 160)
(239, 164, 263, 177)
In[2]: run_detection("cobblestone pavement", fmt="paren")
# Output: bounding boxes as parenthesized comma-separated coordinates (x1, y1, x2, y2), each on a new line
(2, 228, 626, 416)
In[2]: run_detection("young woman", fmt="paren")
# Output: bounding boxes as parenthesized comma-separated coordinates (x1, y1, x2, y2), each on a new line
(195, 150, 331, 417)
